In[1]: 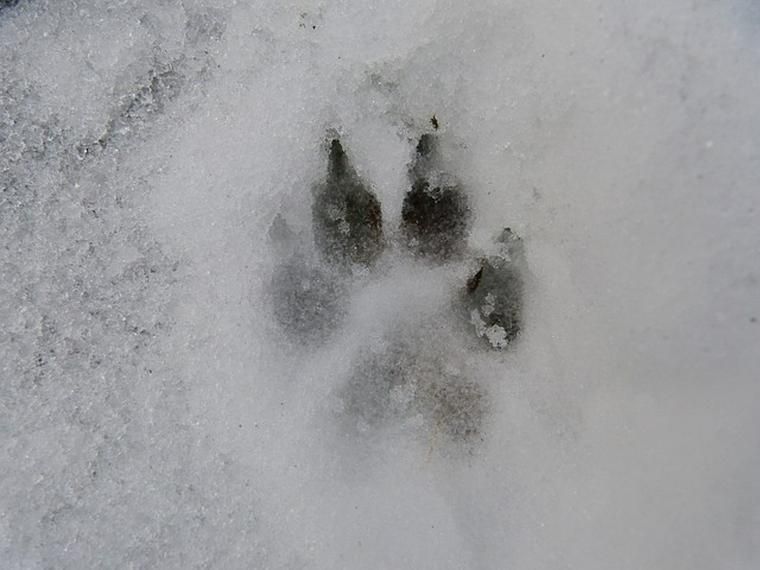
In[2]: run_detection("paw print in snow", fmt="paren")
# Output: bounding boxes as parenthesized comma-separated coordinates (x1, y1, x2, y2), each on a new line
(269, 131, 525, 446)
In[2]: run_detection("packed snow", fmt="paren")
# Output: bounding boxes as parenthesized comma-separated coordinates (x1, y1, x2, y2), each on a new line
(1, 1, 759, 568)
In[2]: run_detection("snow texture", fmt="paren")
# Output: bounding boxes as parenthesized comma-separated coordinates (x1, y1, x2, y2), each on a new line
(1, 0, 759, 568)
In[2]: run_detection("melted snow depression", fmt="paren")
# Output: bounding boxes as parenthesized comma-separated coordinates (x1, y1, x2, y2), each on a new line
(1, 0, 759, 568)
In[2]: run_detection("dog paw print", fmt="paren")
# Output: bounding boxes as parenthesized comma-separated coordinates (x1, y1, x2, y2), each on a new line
(269, 130, 525, 447)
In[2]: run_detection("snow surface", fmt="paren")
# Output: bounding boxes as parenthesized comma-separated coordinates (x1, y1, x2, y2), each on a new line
(1, 0, 759, 568)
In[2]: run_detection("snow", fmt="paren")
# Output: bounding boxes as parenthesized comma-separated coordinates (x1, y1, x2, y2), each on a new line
(1, 0, 759, 568)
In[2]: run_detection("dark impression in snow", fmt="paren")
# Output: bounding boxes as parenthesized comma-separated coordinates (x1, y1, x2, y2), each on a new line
(270, 132, 525, 445)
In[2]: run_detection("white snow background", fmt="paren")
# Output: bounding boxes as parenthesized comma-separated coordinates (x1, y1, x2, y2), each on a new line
(1, 0, 759, 568)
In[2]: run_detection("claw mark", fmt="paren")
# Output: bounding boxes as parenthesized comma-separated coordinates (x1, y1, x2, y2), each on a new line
(464, 229, 525, 348)
(401, 134, 471, 261)
(313, 139, 384, 267)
